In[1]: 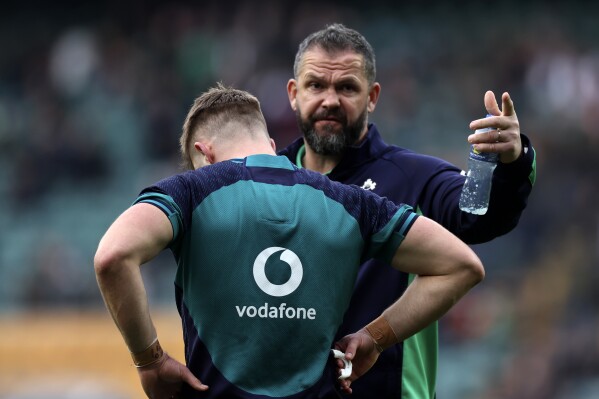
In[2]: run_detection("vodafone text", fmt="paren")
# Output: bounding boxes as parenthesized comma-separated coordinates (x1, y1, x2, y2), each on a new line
(235, 302, 316, 320)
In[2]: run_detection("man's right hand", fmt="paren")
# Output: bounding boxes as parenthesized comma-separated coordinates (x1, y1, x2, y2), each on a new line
(137, 353, 208, 399)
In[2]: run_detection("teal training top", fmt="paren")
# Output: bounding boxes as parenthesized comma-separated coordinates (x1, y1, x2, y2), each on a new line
(134, 154, 418, 399)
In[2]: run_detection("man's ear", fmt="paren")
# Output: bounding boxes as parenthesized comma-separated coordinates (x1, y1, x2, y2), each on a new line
(269, 138, 276, 153)
(367, 82, 381, 113)
(194, 141, 215, 165)
(287, 79, 298, 111)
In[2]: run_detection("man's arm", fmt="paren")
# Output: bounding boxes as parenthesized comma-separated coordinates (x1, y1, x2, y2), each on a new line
(94, 203, 208, 398)
(335, 215, 484, 393)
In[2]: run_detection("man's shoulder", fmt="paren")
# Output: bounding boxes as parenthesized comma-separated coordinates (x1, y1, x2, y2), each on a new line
(359, 125, 456, 171)
(371, 144, 456, 173)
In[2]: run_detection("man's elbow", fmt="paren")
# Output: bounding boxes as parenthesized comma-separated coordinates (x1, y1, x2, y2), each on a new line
(462, 253, 485, 288)
(94, 246, 128, 279)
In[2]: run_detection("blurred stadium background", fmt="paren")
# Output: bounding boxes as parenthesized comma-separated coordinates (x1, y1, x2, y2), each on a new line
(1, 1, 598, 398)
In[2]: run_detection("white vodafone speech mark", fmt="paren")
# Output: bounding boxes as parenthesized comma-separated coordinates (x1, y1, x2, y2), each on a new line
(253, 247, 303, 297)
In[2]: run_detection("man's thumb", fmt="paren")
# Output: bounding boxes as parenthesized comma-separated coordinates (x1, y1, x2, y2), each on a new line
(182, 367, 209, 391)
(484, 90, 501, 116)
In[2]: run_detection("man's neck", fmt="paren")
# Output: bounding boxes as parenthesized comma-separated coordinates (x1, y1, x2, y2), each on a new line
(219, 143, 276, 162)
(301, 142, 342, 174)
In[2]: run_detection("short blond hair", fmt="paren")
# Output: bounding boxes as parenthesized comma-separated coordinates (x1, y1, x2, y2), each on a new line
(179, 83, 268, 170)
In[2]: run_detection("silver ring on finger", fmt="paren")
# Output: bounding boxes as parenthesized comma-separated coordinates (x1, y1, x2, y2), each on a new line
(496, 129, 502, 142)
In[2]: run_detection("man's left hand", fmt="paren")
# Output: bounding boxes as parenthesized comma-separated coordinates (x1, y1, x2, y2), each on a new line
(468, 90, 522, 164)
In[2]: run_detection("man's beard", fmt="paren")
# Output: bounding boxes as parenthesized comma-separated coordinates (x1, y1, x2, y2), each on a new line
(295, 106, 367, 156)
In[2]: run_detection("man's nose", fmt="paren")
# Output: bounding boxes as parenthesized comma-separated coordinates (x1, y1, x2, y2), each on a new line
(322, 87, 340, 108)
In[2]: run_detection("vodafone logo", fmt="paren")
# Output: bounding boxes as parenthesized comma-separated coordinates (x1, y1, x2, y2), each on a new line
(253, 247, 303, 297)
(236, 247, 315, 320)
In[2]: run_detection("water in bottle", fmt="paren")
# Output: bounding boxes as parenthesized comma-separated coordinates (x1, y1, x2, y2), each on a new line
(459, 115, 498, 215)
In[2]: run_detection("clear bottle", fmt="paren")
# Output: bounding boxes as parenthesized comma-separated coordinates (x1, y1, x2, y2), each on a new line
(459, 114, 498, 215)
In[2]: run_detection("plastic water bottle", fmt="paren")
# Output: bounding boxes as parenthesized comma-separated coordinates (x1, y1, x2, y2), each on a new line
(459, 114, 498, 215)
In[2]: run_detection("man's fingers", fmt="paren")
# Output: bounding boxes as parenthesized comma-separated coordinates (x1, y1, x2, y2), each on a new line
(182, 368, 209, 391)
(501, 92, 516, 117)
(470, 91, 517, 131)
(340, 378, 353, 394)
(484, 90, 501, 116)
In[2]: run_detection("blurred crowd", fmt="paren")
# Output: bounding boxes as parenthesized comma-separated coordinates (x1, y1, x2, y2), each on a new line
(0, 1, 598, 398)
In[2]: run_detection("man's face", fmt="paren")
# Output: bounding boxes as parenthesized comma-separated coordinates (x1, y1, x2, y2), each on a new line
(288, 47, 380, 156)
